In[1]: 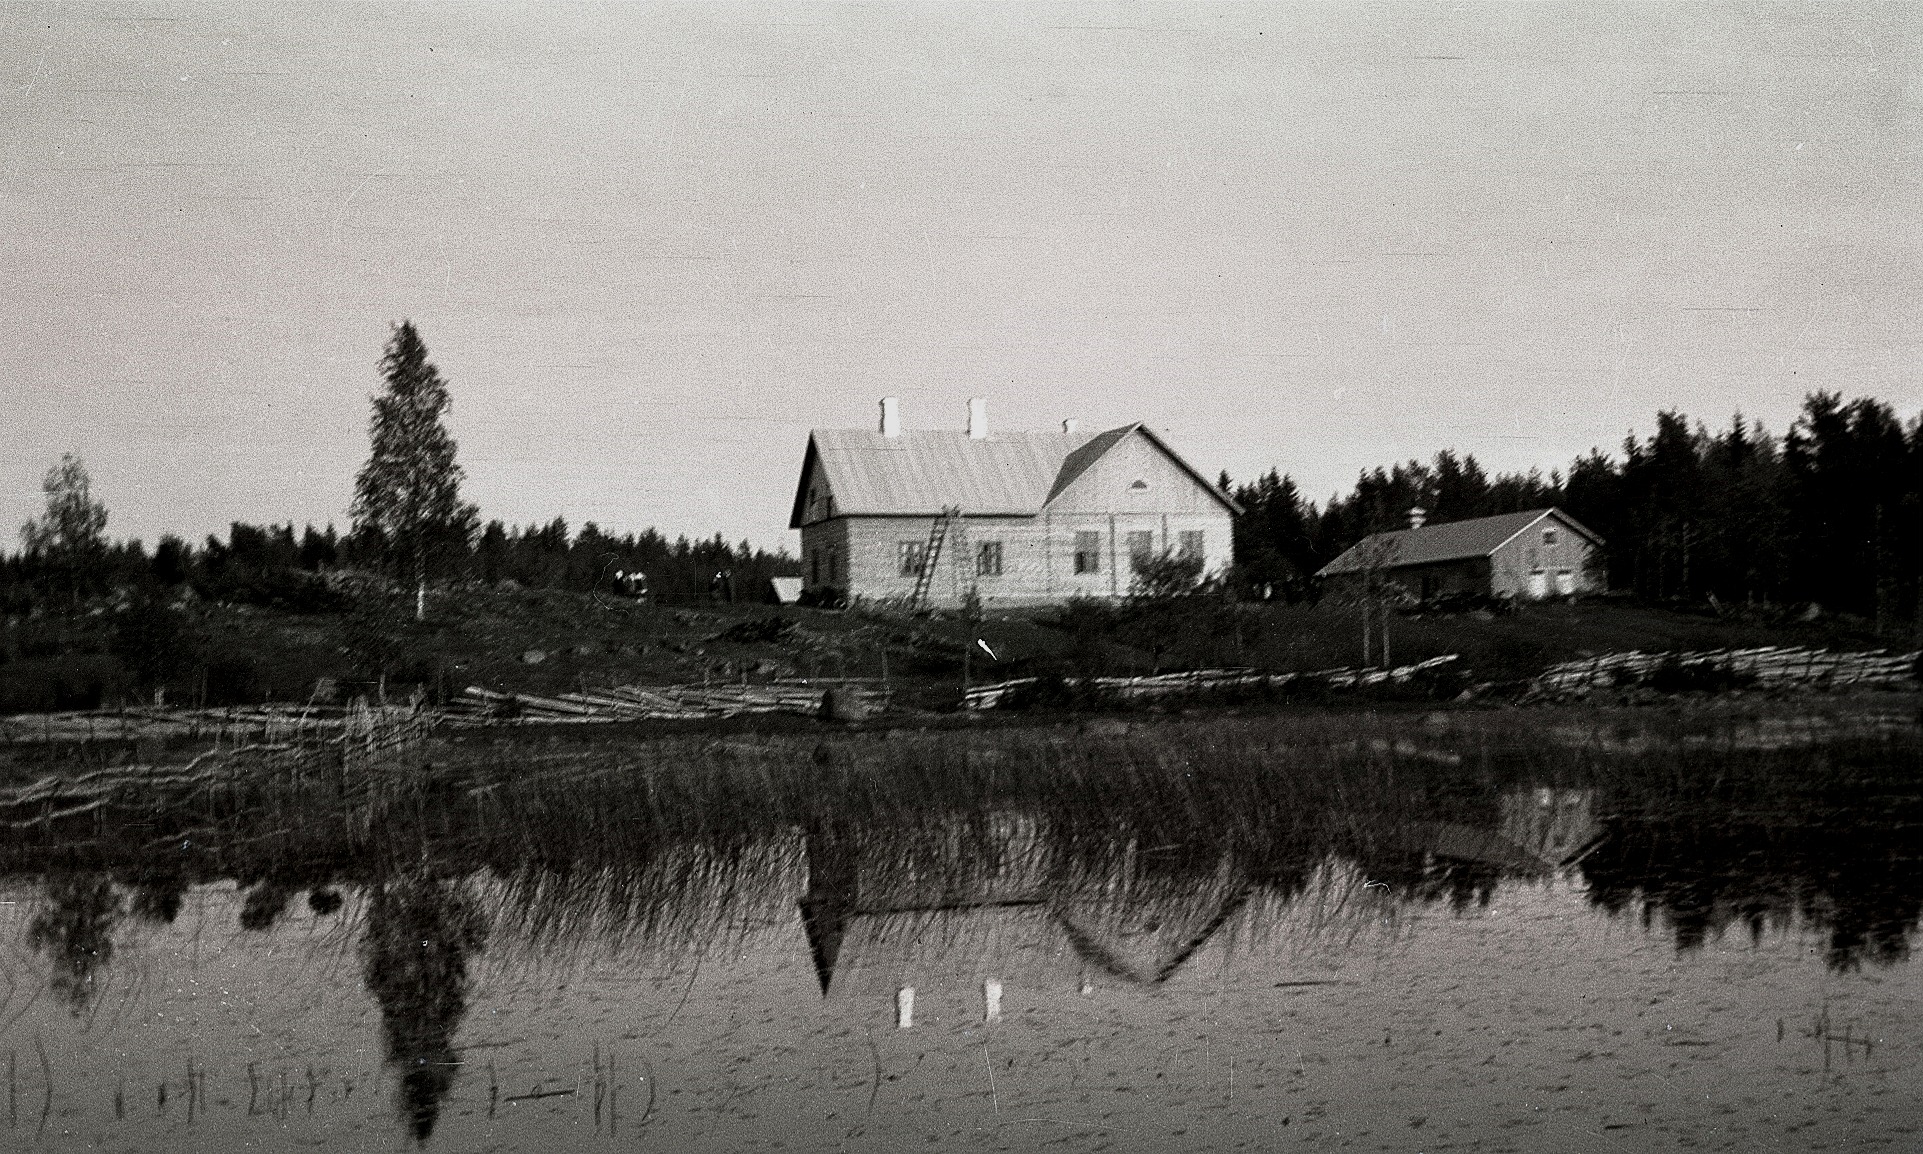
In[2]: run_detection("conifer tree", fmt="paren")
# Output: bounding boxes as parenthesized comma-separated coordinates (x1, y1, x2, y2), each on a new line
(351, 321, 477, 620)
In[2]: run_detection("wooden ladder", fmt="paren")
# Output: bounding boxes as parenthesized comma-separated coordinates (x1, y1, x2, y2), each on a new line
(910, 507, 960, 608)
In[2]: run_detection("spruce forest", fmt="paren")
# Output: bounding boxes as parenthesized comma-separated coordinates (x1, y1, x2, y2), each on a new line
(1228, 392, 1923, 632)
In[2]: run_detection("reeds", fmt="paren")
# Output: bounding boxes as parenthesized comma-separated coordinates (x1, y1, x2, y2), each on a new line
(5, 705, 1920, 971)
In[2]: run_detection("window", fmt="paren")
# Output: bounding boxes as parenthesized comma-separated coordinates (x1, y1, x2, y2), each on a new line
(897, 541, 925, 577)
(1178, 530, 1204, 559)
(976, 541, 1003, 577)
(1073, 531, 1102, 574)
(1126, 530, 1155, 568)
(1543, 527, 1558, 546)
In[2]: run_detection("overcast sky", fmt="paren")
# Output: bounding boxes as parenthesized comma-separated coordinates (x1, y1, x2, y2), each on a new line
(4, 2, 1917, 552)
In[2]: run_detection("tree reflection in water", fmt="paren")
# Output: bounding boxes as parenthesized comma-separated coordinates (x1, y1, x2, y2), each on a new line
(27, 873, 122, 1016)
(360, 874, 490, 1145)
(124, 869, 188, 925)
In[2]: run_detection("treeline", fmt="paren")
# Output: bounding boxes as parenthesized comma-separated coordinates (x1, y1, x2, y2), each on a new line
(1, 519, 798, 616)
(1227, 392, 1923, 630)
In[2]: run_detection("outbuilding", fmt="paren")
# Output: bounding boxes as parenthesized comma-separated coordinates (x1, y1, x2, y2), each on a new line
(1316, 507, 1605, 601)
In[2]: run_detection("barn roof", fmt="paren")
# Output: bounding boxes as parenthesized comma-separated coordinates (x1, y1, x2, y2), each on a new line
(790, 423, 1240, 527)
(1316, 507, 1603, 577)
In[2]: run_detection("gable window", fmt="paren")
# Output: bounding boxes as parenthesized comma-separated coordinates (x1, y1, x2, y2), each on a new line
(1178, 530, 1204, 559)
(1073, 531, 1102, 574)
(976, 541, 1003, 577)
(1126, 530, 1155, 568)
(1543, 527, 1559, 547)
(897, 541, 925, 577)
(1129, 479, 1149, 491)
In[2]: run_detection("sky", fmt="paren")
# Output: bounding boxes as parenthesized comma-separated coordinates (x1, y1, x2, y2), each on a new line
(3, 2, 1918, 554)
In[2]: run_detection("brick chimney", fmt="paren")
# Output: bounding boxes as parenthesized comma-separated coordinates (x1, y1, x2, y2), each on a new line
(967, 397, 988, 439)
(879, 396, 901, 437)
(1408, 506, 1428, 529)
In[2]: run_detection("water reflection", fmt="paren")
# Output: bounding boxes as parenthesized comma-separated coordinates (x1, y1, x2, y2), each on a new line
(26, 872, 121, 1015)
(1582, 807, 1923, 971)
(124, 866, 189, 925)
(798, 816, 1260, 996)
(6, 728, 1922, 1075)
(360, 873, 491, 1144)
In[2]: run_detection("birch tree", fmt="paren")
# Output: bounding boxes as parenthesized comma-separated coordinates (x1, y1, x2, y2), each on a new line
(20, 453, 109, 608)
(351, 321, 477, 620)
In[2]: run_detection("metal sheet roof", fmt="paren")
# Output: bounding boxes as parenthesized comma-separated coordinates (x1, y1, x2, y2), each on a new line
(1316, 507, 1603, 576)
(790, 423, 1240, 525)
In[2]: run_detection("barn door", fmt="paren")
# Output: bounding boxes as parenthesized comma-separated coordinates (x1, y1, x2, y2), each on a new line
(1527, 569, 1548, 599)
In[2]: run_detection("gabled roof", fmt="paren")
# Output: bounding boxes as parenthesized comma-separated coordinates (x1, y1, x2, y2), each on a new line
(789, 423, 1240, 527)
(1316, 507, 1603, 577)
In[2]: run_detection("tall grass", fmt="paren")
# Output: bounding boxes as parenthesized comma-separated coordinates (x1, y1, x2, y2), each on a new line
(5, 706, 1921, 971)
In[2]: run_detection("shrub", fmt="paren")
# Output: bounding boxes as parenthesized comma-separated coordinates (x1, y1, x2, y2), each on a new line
(1646, 656, 1757, 694)
(110, 595, 202, 689)
(202, 654, 268, 705)
(798, 586, 846, 609)
(999, 671, 1123, 712)
(0, 654, 128, 713)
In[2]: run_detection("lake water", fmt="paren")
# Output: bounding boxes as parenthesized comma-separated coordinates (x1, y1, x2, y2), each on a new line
(3, 724, 1921, 1151)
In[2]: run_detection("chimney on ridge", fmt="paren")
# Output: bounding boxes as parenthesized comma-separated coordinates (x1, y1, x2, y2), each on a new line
(967, 397, 988, 439)
(1408, 506, 1428, 529)
(879, 396, 901, 437)
(1061, 418, 1079, 435)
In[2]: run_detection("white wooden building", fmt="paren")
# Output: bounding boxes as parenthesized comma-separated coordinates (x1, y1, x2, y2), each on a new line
(790, 398, 1240, 607)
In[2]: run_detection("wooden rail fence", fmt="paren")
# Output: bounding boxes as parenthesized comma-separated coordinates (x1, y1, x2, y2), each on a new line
(962, 655, 1462, 711)
(1523, 645, 1920, 702)
(449, 679, 889, 724)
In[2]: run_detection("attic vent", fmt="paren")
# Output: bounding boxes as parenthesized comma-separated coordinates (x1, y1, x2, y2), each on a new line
(1129, 479, 1149, 491)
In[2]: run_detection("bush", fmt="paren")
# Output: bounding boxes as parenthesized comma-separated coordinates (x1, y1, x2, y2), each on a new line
(716, 616, 795, 644)
(199, 566, 346, 613)
(0, 654, 129, 713)
(798, 586, 846, 610)
(1646, 656, 1757, 694)
(999, 671, 1123, 712)
(110, 596, 201, 689)
(1403, 591, 1513, 616)
(203, 654, 268, 706)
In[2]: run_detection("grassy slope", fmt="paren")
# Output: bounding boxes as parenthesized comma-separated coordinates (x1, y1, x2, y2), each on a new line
(1224, 599, 1899, 682)
(1, 584, 1909, 713)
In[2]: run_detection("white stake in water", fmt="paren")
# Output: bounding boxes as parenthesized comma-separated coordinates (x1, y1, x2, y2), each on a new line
(983, 979, 1003, 1023)
(896, 986, 915, 1029)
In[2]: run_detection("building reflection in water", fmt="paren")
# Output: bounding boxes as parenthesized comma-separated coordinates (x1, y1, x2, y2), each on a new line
(360, 873, 491, 1144)
(799, 816, 1262, 1009)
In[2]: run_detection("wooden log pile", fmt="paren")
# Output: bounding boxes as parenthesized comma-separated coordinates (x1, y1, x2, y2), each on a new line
(1523, 645, 1921, 702)
(0, 700, 433, 754)
(448, 679, 889, 724)
(2, 704, 339, 747)
(962, 655, 1461, 712)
